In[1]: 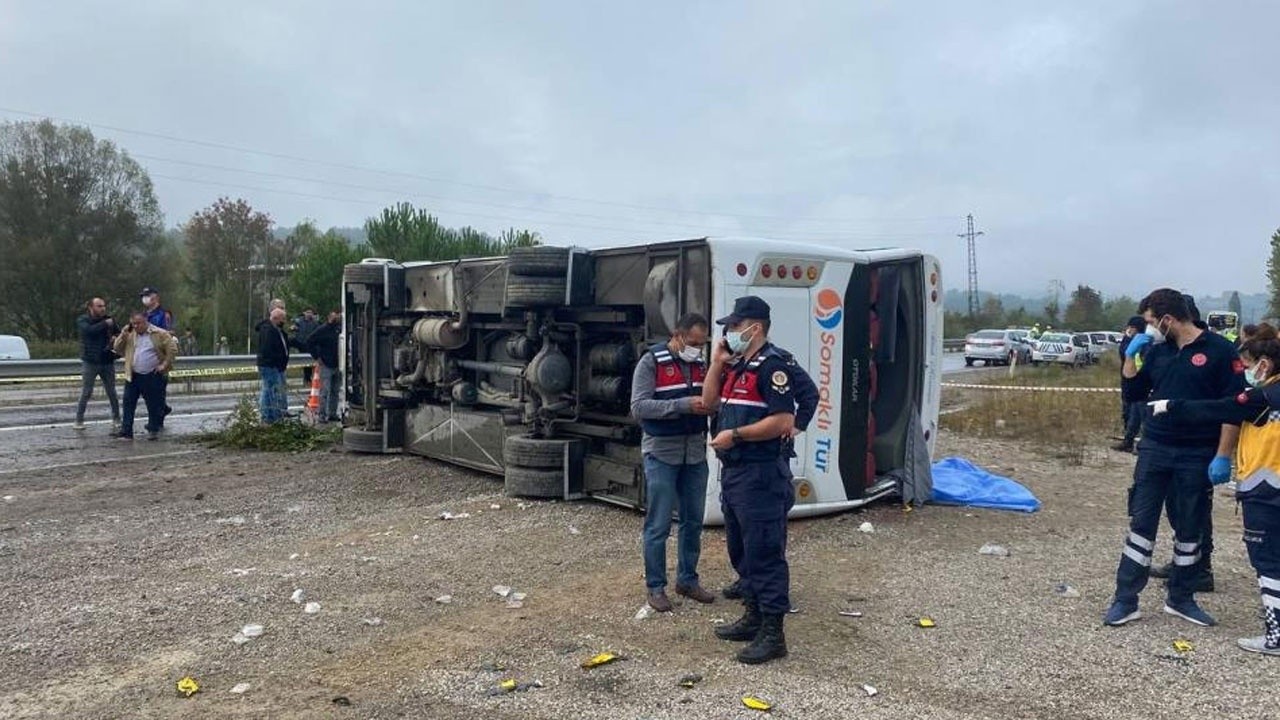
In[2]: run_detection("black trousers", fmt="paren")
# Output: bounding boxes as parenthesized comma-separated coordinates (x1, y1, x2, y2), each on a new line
(121, 372, 166, 437)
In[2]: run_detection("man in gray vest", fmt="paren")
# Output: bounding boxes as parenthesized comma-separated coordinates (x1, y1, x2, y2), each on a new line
(631, 313, 716, 612)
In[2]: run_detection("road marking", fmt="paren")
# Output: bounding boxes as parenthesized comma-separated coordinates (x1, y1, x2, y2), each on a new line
(0, 449, 206, 476)
(0, 410, 232, 433)
(0, 404, 304, 430)
(0, 393, 246, 413)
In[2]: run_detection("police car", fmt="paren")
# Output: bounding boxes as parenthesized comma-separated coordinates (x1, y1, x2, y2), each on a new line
(1030, 332, 1089, 367)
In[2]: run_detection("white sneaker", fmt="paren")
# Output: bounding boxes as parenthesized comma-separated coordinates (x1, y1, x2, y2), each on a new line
(72, 420, 86, 430)
(1237, 636, 1280, 656)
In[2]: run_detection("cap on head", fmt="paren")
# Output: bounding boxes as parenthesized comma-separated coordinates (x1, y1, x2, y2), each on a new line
(715, 296, 771, 326)
(140, 286, 159, 298)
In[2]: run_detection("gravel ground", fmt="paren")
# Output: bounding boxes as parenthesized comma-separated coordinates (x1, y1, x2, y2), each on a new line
(0, 431, 1274, 720)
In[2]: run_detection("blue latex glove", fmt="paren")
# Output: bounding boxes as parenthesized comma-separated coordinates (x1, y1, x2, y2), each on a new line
(1208, 455, 1232, 485)
(1125, 332, 1152, 358)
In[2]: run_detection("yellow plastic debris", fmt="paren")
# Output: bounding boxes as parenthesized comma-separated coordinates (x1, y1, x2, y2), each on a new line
(581, 652, 621, 669)
(917, 617, 936, 628)
(176, 676, 200, 697)
(742, 695, 773, 711)
(499, 679, 518, 692)
(1173, 639, 1194, 653)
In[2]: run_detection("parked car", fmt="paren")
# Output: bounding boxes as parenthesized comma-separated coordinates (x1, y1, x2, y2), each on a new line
(0, 335, 30, 360)
(1083, 332, 1113, 362)
(1031, 332, 1089, 367)
(964, 329, 1033, 367)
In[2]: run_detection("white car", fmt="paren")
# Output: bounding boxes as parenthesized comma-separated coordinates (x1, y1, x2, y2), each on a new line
(964, 329, 1033, 367)
(1031, 332, 1089, 367)
(1082, 332, 1113, 363)
(0, 335, 30, 360)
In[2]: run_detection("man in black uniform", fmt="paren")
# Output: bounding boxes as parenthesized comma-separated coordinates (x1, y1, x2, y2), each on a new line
(721, 347, 818, 602)
(701, 296, 799, 665)
(1104, 288, 1244, 627)
(1113, 316, 1147, 453)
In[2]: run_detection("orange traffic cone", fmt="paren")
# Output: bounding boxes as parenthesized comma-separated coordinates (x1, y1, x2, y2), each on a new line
(306, 364, 321, 418)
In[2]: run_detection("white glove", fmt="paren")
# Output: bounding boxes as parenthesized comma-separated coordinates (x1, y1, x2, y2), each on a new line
(1147, 400, 1169, 416)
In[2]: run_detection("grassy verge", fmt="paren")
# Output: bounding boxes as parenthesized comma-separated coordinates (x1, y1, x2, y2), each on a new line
(193, 396, 341, 452)
(942, 355, 1124, 464)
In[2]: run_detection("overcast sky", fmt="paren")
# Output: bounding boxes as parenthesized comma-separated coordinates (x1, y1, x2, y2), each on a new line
(2, 1, 1277, 297)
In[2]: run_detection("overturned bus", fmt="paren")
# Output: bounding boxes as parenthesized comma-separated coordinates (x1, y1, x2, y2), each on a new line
(340, 238, 942, 522)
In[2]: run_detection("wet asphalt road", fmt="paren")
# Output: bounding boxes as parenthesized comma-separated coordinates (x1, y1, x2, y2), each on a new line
(0, 389, 307, 479)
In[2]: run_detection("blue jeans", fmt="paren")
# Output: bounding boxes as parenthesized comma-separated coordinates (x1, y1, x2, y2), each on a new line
(642, 455, 709, 592)
(1114, 439, 1215, 605)
(258, 367, 287, 423)
(319, 365, 341, 422)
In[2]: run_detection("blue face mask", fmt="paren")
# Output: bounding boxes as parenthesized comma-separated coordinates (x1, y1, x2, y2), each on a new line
(726, 325, 757, 354)
(1245, 361, 1269, 387)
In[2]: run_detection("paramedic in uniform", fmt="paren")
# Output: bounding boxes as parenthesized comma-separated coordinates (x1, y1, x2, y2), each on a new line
(1104, 288, 1244, 628)
(1150, 323, 1280, 655)
(701, 295, 798, 665)
(630, 313, 717, 612)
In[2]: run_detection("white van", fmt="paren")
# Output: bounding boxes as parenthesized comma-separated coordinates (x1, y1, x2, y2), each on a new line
(0, 335, 30, 360)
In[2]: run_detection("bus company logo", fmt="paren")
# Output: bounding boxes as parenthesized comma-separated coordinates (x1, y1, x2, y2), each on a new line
(814, 289, 843, 330)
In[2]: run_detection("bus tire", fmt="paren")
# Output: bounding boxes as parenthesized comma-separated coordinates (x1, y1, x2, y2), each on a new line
(503, 434, 566, 469)
(506, 276, 567, 307)
(504, 465, 563, 498)
(343, 427, 384, 453)
(507, 246, 570, 277)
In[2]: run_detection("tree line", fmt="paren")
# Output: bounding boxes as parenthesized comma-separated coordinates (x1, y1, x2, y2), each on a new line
(0, 120, 539, 354)
(6, 119, 1279, 353)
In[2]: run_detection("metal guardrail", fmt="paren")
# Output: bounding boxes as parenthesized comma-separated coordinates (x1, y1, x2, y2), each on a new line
(0, 354, 314, 382)
(943, 339, 965, 352)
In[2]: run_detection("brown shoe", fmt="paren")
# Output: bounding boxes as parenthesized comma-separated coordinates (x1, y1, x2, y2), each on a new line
(648, 591, 674, 612)
(675, 584, 716, 604)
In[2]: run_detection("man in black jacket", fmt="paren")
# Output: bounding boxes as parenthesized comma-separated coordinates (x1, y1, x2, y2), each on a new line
(256, 308, 291, 424)
(307, 309, 342, 423)
(74, 297, 121, 431)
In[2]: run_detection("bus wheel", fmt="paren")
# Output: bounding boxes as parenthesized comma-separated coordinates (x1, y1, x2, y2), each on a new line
(504, 466, 563, 498)
(503, 434, 567, 469)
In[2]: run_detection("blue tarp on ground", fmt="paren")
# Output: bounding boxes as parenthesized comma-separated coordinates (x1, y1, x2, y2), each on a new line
(930, 457, 1042, 513)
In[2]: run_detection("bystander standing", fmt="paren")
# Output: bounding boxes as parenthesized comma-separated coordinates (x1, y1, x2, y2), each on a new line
(112, 311, 178, 440)
(256, 308, 291, 424)
(73, 297, 121, 431)
(306, 309, 343, 423)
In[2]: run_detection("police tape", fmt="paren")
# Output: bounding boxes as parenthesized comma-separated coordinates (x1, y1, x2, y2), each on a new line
(942, 382, 1120, 393)
(1, 367, 293, 385)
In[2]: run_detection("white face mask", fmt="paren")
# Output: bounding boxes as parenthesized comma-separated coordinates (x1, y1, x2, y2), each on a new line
(1145, 321, 1167, 345)
(678, 345, 702, 362)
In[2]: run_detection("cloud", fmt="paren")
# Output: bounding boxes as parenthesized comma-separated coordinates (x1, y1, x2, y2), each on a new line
(1, 0, 1276, 297)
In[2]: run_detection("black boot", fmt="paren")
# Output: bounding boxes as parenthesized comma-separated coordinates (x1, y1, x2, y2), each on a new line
(1192, 558, 1215, 593)
(736, 613, 788, 665)
(722, 579, 745, 600)
(1148, 561, 1172, 579)
(715, 602, 761, 642)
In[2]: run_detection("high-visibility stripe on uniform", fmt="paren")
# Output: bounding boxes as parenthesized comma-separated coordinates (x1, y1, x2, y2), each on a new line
(1128, 532, 1154, 552)
(1123, 546, 1152, 567)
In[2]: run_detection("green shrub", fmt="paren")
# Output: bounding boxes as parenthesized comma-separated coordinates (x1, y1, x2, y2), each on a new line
(194, 396, 340, 452)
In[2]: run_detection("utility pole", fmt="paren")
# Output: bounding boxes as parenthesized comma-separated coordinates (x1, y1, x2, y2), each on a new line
(958, 214, 984, 317)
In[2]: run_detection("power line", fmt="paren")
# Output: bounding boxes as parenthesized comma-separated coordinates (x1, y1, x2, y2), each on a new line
(135, 153, 951, 240)
(0, 106, 958, 226)
(150, 172, 955, 245)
